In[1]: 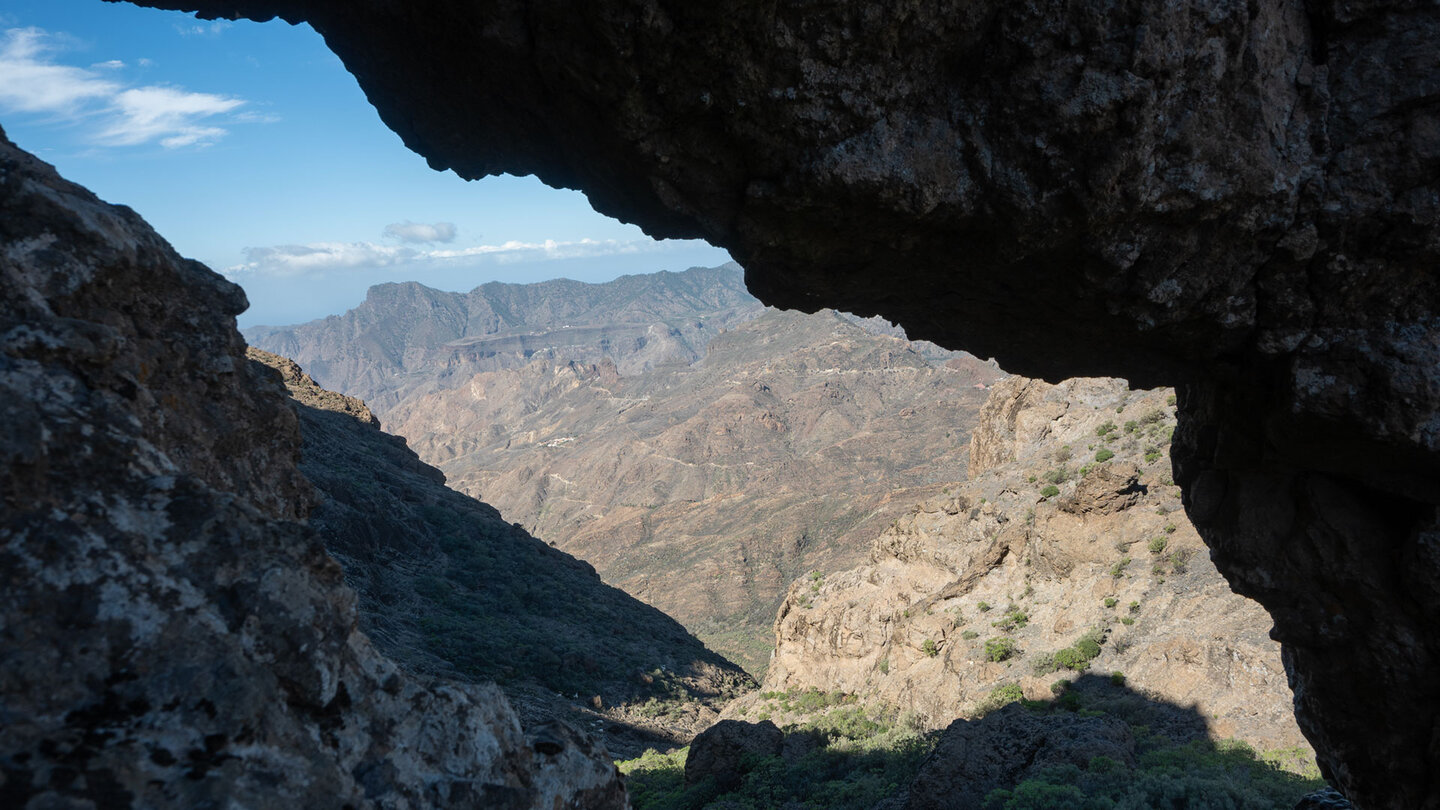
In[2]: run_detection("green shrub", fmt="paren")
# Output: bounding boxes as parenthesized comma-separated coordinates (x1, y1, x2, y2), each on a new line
(1095, 448, 1115, 463)
(977, 683, 1025, 714)
(1103, 597, 1118, 608)
(1164, 523, 1177, 533)
(1120, 616, 1135, 626)
(1128, 601, 1141, 614)
(1039, 485, 1060, 498)
(962, 630, 980, 640)
(1042, 467, 1070, 484)
(1109, 557, 1131, 578)
(1147, 537, 1167, 554)
(921, 639, 939, 658)
(1169, 550, 1190, 574)
(1096, 421, 1117, 436)
(1143, 450, 1161, 463)
(983, 737, 1326, 810)
(992, 608, 1029, 632)
(985, 637, 1020, 662)
(1050, 679, 1072, 695)
(878, 658, 889, 674)
(978, 601, 993, 612)
(1110, 671, 1126, 686)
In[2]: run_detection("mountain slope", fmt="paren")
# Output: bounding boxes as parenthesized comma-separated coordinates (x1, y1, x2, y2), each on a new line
(734, 377, 1306, 755)
(247, 348, 754, 756)
(387, 309, 1004, 673)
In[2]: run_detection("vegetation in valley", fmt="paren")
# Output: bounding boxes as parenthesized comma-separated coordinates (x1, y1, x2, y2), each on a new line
(620, 678, 1325, 810)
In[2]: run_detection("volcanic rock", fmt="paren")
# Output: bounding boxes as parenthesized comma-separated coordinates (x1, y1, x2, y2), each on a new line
(0, 128, 623, 807)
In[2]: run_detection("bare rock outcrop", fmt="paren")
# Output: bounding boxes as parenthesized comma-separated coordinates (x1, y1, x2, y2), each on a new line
(98, 1, 1440, 803)
(0, 130, 624, 807)
(745, 379, 1307, 755)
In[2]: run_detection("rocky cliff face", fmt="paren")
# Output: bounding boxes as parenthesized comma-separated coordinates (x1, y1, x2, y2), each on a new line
(105, 1, 1440, 804)
(0, 130, 624, 807)
(247, 346, 754, 756)
(743, 377, 1306, 756)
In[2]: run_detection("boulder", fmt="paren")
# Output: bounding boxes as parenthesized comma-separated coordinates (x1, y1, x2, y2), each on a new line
(684, 719, 784, 792)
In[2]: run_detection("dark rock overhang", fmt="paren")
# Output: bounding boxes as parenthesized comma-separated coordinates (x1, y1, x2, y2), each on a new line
(106, 2, 1440, 807)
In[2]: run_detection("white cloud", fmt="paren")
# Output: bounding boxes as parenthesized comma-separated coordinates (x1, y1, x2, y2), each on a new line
(0, 27, 253, 150)
(0, 28, 118, 113)
(224, 237, 671, 278)
(98, 86, 243, 147)
(384, 221, 458, 244)
(175, 20, 232, 38)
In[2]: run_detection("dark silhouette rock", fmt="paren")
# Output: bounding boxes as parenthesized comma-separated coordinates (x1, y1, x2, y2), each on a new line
(904, 702, 1135, 810)
(96, 1, 1440, 804)
(684, 719, 784, 791)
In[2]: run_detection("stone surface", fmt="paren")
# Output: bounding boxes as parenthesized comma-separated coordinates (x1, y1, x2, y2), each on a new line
(683, 719, 784, 792)
(0, 129, 624, 807)
(739, 378, 1307, 755)
(97, 1, 1440, 804)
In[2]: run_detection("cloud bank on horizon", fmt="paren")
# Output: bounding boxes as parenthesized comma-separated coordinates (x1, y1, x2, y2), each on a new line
(0, 26, 255, 149)
(225, 234, 683, 278)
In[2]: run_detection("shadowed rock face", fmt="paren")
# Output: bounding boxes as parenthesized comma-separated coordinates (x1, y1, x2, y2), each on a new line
(0, 128, 625, 808)
(107, 1, 1440, 806)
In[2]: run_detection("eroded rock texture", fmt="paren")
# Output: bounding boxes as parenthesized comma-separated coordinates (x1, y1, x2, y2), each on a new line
(740, 378, 1306, 754)
(105, 1, 1440, 805)
(0, 129, 625, 808)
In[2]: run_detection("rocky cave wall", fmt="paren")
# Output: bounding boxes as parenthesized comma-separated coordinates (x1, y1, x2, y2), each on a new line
(110, 1, 1440, 807)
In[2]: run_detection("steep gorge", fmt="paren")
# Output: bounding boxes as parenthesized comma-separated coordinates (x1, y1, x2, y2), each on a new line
(253, 274, 1004, 674)
(115, 1, 1440, 804)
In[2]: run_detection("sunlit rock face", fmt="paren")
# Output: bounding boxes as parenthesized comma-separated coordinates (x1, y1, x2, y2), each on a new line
(0, 129, 625, 809)
(111, 1, 1440, 806)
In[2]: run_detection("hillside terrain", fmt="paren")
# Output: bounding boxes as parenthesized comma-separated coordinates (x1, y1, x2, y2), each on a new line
(620, 377, 1322, 809)
(247, 348, 753, 757)
(251, 271, 1003, 673)
(246, 264, 764, 412)
(741, 377, 1305, 753)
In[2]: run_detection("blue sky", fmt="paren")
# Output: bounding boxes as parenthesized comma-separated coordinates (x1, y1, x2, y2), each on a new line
(0, 0, 732, 326)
